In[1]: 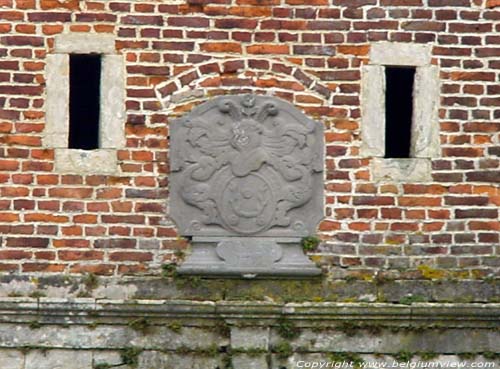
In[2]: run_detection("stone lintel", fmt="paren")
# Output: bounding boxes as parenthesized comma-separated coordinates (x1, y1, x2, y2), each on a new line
(370, 42, 432, 66)
(54, 34, 116, 54)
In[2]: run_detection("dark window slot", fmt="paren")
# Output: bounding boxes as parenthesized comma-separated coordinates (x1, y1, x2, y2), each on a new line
(385, 66, 416, 158)
(69, 54, 101, 150)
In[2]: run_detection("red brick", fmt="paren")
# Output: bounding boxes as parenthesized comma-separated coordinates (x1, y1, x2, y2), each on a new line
(403, 21, 445, 31)
(40, 0, 80, 9)
(22, 161, 53, 172)
(109, 251, 153, 262)
(94, 238, 136, 248)
(456, 209, 498, 219)
(0, 160, 19, 171)
(0, 134, 41, 146)
(201, 42, 242, 53)
(61, 225, 82, 236)
(0, 187, 29, 197)
(27, 12, 70, 22)
(487, 0, 500, 7)
(469, 221, 500, 231)
(22, 263, 65, 272)
(236, 0, 279, 4)
(337, 45, 370, 56)
(247, 44, 289, 54)
(450, 71, 495, 81)
(0, 224, 34, 234)
(353, 196, 395, 206)
(318, 220, 341, 231)
(6, 237, 49, 247)
(70, 264, 115, 275)
(307, 20, 349, 31)
(429, 0, 470, 5)
(122, 15, 163, 25)
(53, 239, 90, 248)
(101, 215, 145, 224)
(0, 264, 18, 271)
(381, 208, 402, 219)
(398, 197, 442, 207)
(48, 188, 93, 199)
(444, 148, 484, 157)
(168, 16, 209, 27)
(35, 251, 55, 260)
(381, 0, 422, 4)
(96, 188, 122, 199)
(58, 250, 104, 261)
(229, 6, 272, 17)
(449, 23, 493, 33)
(0, 250, 31, 259)
(215, 18, 258, 29)
(444, 196, 489, 206)
(24, 213, 69, 223)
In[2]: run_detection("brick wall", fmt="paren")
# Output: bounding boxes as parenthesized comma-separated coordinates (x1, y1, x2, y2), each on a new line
(0, 0, 499, 280)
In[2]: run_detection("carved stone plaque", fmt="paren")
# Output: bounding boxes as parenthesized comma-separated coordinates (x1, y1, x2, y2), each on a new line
(170, 95, 323, 277)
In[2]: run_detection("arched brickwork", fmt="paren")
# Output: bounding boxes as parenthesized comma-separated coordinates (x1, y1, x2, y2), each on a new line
(155, 57, 334, 115)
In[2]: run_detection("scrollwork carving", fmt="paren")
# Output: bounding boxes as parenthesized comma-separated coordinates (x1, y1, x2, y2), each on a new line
(170, 94, 323, 237)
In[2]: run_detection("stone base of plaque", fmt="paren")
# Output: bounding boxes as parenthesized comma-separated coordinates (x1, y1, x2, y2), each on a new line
(177, 237, 321, 278)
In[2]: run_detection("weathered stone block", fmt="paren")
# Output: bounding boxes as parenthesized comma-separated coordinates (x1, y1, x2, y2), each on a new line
(0, 349, 24, 369)
(231, 327, 270, 350)
(232, 354, 269, 369)
(54, 149, 118, 174)
(25, 349, 92, 369)
(371, 158, 432, 182)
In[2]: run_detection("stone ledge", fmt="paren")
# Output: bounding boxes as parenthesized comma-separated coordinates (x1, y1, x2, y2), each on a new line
(0, 298, 498, 329)
(0, 299, 498, 355)
(1, 275, 498, 303)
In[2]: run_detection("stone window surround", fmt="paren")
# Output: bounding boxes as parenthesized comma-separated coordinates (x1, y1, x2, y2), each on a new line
(361, 42, 440, 182)
(43, 34, 125, 174)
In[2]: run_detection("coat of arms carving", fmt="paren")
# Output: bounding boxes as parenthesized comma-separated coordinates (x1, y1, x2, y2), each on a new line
(170, 95, 323, 277)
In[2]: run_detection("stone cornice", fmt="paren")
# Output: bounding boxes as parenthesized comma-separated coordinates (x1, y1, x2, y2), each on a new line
(0, 298, 498, 329)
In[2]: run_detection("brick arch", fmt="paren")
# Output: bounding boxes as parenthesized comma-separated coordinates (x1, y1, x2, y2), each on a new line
(154, 57, 333, 112)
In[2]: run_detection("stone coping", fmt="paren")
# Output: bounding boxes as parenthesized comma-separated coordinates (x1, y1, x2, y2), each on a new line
(1, 275, 498, 303)
(1, 298, 498, 328)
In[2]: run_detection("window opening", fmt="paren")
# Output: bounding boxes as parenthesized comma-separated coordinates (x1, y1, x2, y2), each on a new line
(68, 54, 101, 150)
(384, 66, 416, 158)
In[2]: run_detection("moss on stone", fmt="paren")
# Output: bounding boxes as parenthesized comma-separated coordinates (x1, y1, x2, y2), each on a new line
(175, 344, 220, 357)
(272, 341, 293, 359)
(417, 265, 448, 280)
(166, 321, 183, 333)
(276, 317, 301, 340)
(128, 317, 152, 334)
(28, 320, 41, 329)
(393, 350, 414, 362)
(399, 294, 428, 305)
(301, 236, 321, 252)
(418, 351, 439, 360)
(328, 352, 364, 368)
(120, 347, 142, 368)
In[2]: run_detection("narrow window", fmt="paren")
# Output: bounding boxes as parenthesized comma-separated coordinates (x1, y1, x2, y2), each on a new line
(69, 54, 101, 150)
(384, 66, 416, 158)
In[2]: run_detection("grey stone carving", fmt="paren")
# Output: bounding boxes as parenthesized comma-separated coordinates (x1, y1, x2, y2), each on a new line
(170, 95, 323, 277)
